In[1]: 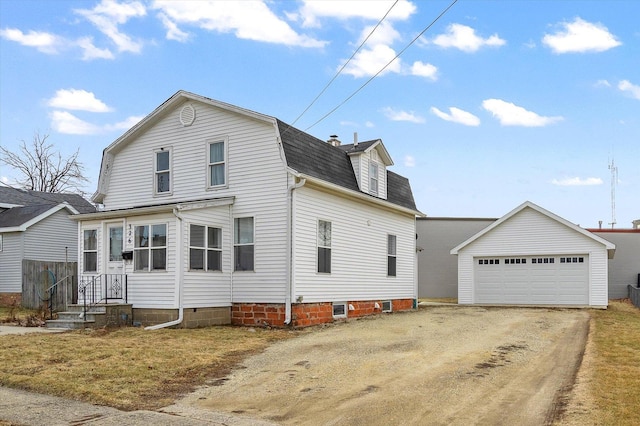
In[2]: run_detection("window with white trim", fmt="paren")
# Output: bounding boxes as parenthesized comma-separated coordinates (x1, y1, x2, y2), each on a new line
(317, 220, 331, 273)
(189, 224, 222, 271)
(83, 229, 98, 272)
(234, 217, 254, 271)
(134, 224, 167, 271)
(369, 161, 379, 196)
(333, 302, 347, 318)
(208, 140, 226, 187)
(155, 149, 171, 194)
(387, 234, 397, 276)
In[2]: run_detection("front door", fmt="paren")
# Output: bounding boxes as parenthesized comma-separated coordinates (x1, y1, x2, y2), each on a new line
(107, 224, 124, 275)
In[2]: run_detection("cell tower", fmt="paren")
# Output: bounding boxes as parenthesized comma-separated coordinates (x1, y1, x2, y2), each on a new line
(608, 158, 618, 228)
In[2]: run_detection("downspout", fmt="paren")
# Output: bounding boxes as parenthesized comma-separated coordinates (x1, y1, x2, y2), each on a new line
(145, 207, 184, 330)
(229, 203, 234, 307)
(285, 175, 306, 324)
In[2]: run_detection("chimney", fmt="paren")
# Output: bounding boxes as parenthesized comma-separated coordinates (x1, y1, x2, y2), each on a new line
(598, 220, 603, 230)
(353, 132, 358, 147)
(327, 135, 341, 147)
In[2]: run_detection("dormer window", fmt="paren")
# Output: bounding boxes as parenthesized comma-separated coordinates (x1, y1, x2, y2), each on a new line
(369, 161, 379, 196)
(155, 149, 171, 195)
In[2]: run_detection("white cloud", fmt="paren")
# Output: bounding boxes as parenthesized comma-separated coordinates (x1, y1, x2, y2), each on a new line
(76, 37, 115, 60)
(365, 121, 375, 128)
(381, 107, 425, 123)
(551, 177, 603, 186)
(595, 79, 611, 88)
(429, 24, 505, 52)
(50, 111, 102, 135)
(75, 0, 147, 53)
(618, 80, 640, 100)
(404, 155, 416, 167)
(481, 99, 563, 127)
(356, 20, 401, 47)
(47, 89, 113, 112)
(293, 0, 416, 28)
(542, 18, 621, 54)
(342, 44, 401, 77)
(107, 115, 145, 131)
(410, 61, 437, 80)
(0, 28, 61, 54)
(157, 12, 190, 42)
(152, 0, 326, 48)
(430, 106, 480, 126)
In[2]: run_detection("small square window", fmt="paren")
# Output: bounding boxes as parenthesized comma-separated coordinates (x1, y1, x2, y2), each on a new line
(333, 303, 347, 318)
(560, 257, 565, 263)
(522, 259, 526, 264)
(579, 257, 584, 263)
(573, 257, 578, 263)
(550, 258, 555, 263)
(516, 258, 521, 264)
(495, 259, 499, 265)
(478, 259, 483, 265)
(382, 300, 392, 312)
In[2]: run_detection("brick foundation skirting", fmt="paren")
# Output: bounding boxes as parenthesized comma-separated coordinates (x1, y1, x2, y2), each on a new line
(232, 298, 416, 328)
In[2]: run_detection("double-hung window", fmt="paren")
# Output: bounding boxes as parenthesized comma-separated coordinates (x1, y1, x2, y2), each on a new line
(317, 220, 331, 273)
(234, 217, 254, 271)
(83, 229, 98, 272)
(387, 234, 397, 277)
(134, 224, 167, 271)
(369, 161, 379, 196)
(189, 224, 222, 271)
(208, 140, 226, 187)
(155, 149, 171, 194)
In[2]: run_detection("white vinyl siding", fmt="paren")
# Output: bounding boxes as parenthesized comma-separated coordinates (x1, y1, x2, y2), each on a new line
(292, 186, 415, 302)
(181, 206, 233, 308)
(457, 207, 609, 307)
(22, 209, 80, 261)
(95, 100, 290, 305)
(0, 232, 24, 293)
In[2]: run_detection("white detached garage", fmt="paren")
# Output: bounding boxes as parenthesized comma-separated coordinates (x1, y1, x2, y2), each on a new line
(451, 201, 615, 308)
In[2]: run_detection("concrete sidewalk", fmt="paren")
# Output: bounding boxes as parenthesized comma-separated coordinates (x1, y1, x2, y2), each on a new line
(0, 387, 275, 426)
(0, 325, 66, 336)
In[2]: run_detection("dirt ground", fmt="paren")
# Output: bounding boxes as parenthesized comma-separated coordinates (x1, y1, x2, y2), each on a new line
(168, 305, 589, 426)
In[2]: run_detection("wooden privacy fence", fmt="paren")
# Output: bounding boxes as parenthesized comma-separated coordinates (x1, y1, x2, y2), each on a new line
(21, 260, 77, 310)
(629, 285, 640, 309)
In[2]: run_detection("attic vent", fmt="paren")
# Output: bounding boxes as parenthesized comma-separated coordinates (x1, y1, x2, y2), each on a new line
(179, 104, 196, 127)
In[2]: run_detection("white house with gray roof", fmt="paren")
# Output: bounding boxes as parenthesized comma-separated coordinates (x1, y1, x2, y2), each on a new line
(0, 187, 95, 305)
(73, 90, 423, 328)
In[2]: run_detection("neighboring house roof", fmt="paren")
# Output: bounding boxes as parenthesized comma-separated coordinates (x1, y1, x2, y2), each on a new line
(450, 201, 616, 257)
(93, 90, 419, 214)
(0, 203, 79, 232)
(0, 187, 94, 231)
(0, 187, 95, 213)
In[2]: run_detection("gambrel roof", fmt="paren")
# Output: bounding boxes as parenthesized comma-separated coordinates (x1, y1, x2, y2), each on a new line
(93, 90, 419, 214)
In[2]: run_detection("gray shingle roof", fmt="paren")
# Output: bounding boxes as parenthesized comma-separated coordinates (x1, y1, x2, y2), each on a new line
(0, 187, 95, 213)
(277, 120, 417, 212)
(0, 187, 96, 228)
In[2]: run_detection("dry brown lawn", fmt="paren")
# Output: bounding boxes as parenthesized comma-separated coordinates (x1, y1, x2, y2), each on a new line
(1, 300, 638, 423)
(0, 325, 295, 411)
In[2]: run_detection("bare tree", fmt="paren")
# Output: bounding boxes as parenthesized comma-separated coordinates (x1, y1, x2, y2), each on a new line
(0, 132, 89, 194)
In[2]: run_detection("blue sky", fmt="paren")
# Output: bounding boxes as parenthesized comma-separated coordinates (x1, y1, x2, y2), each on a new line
(1, 0, 638, 228)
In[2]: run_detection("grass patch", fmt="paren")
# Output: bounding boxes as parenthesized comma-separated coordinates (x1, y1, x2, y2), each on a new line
(587, 299, 640, 425)
(0, 305, 43, 325)
(0, 326, 295, 411)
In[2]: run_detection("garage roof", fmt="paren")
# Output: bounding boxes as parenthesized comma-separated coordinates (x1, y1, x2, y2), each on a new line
(450, 201, 616, 257)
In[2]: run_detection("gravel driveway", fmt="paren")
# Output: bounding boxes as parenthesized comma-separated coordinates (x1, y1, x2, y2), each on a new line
(169, 305, 588, 426)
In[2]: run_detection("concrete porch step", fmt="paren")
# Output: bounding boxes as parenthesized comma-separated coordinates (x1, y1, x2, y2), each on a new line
(45, 319, 96, 330)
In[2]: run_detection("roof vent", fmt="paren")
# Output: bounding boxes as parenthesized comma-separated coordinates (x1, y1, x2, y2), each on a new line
(327, 134, 341, 146)
(179, 104, 196, 127)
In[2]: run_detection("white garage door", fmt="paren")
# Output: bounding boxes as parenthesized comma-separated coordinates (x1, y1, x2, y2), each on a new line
(474, 255, 589, 305)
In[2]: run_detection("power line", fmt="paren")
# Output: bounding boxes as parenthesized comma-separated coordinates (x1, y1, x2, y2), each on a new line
(304, 0, 459, 132)
(288, 0, 400, 129)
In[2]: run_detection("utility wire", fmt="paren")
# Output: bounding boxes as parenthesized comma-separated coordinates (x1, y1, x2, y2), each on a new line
(288, 0, 400, 129)
(304, 0, 459, 132)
